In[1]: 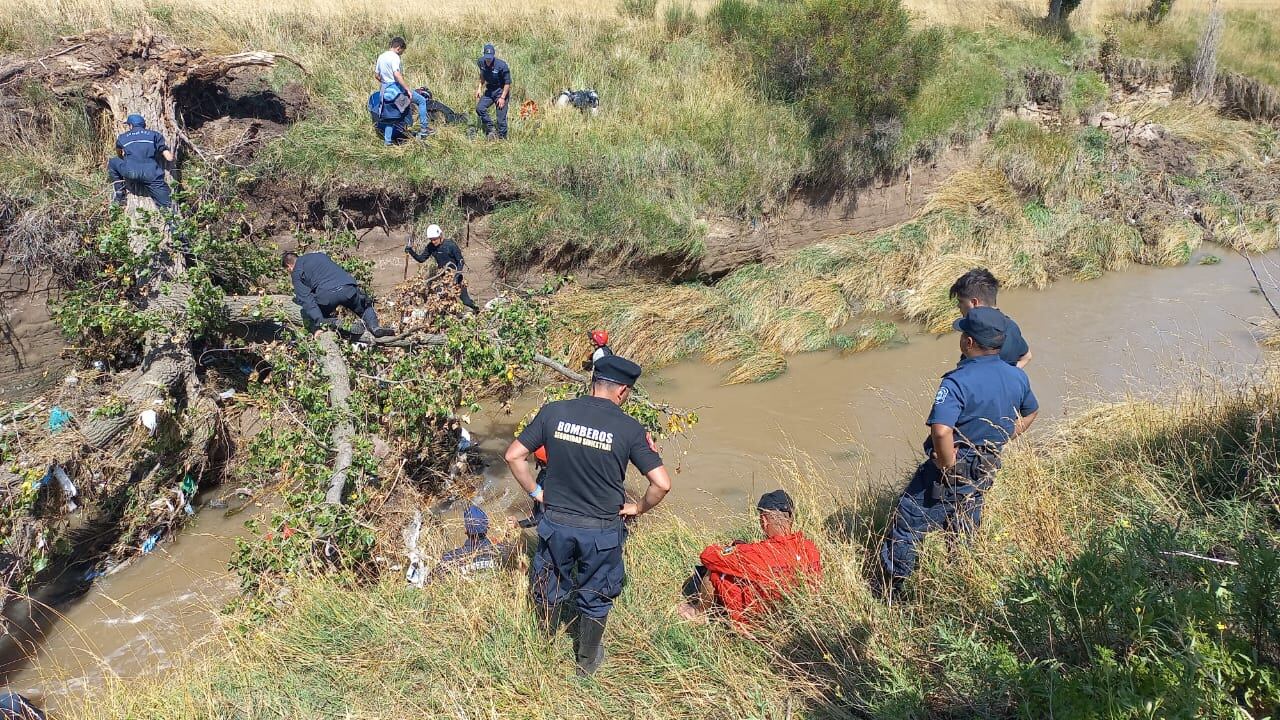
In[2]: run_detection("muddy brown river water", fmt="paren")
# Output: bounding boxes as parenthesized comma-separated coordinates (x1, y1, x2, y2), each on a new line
(6, 250, 1279, 710)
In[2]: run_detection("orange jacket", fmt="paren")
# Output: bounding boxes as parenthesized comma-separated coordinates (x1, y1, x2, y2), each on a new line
(699, 531, 822, 623)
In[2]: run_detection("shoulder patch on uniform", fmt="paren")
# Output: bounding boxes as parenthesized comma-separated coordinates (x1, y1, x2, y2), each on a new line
(934, 387, 950, 404)
(721, 545, 735, 555)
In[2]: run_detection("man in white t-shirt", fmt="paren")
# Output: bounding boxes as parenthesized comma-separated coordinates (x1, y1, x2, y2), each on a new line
(374, 36, 430, 143)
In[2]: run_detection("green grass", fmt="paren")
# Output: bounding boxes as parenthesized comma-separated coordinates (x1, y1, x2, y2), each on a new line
(1112, 8, 1280, 88)
(0, 1, 1086, 275)
(58, 374, 1280, 718)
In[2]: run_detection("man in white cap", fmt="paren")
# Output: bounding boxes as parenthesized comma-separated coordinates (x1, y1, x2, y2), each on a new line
(405, 224, 478, 310)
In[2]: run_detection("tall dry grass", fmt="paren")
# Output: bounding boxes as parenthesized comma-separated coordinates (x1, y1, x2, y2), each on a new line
(50, 371, 1280, 718)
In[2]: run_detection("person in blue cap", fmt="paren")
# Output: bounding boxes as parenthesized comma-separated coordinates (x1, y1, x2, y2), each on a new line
(0, 691, 45, 720)
(427, 505, 512, 581)
(108, 114, 174, 209)
(504, 354, 672, 676)
(474, 43, 511, 140)
(374, 36, 432, 143)
(950, 268, 1031, 368)
(878, 306, 1039, 599)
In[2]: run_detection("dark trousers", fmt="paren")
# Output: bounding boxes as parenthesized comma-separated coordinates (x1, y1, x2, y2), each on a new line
(879, 451, 999, 582)
(315, 285, 381, 330)
(476, 90, 508, 137)
(108, 158, 172, 208)
(453, 272, 478, 310)
(531, 511, 626, 619)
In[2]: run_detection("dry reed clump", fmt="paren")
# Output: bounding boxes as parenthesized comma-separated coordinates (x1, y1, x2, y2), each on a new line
(1118, 98, 1259, 162)
(1141, 220, 1205, 266)
(923, 167, 1022, 217)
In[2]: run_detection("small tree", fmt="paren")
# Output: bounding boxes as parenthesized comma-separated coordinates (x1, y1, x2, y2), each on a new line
(1191, 0, 1224, 104)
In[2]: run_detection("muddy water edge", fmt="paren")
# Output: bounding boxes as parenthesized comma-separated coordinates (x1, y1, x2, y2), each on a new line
(8, 250, 1278, 710)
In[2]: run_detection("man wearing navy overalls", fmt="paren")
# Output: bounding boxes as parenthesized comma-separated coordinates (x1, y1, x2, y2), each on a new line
(878, 306, 1039, 598)
(504, 355, 672, 675)
(474, 43, 511, 139)
(108, 114, 174, 208)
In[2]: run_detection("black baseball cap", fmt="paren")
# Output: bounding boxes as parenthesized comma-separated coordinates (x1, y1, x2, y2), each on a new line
(953, 306, 1008, 349)
(592, 355, 641, 386)
(757, 489, 794, 514)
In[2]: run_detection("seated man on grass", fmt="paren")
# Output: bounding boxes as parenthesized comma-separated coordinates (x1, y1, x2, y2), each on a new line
(677, 489, 822, 624)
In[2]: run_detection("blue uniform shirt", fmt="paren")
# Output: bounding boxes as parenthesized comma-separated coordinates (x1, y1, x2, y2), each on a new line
(115, 127, 168, 165)
(925, 354, 1038, 454)
(477, 57, 511, 92)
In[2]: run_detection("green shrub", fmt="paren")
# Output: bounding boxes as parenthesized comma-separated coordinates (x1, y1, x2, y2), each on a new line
(618, 0, 657, 20)
(710, 0, 942, 182)
(1147, 0, 1176, 25)
(664, 2, 698, 37)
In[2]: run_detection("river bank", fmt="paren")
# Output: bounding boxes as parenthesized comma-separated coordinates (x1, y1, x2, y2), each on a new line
(7, 250, 1276, 712)
(46, 311, 1280, 718)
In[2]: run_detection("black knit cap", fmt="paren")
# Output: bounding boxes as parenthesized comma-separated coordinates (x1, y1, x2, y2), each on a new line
(592, 355, 642, 387)
(756, 489, 794, 514)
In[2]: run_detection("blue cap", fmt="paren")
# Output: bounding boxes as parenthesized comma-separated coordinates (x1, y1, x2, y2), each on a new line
(953, 306, 1008, 349)
(482, 43, 496, 59)
(592, 355, 642, 387)
(125, 114, 146, 127)
(463, 505, 489, 535)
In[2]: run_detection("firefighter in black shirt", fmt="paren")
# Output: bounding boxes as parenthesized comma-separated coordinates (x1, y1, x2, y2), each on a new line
(504, 355, 672, 676)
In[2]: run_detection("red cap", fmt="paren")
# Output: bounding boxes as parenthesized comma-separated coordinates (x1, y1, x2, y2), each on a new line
(589, 329, 609, 347)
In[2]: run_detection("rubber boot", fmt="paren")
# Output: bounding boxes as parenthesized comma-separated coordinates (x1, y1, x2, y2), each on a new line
(574, 614, 607, 677)
(536, 602, 565, 636)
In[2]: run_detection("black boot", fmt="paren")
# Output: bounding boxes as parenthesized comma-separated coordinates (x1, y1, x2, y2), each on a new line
(575, 614, 607, 677)
(536, 603, 567, 636)
(371, 326, 396, 338)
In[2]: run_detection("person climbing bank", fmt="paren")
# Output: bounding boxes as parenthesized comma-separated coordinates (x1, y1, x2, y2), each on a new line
(108, 114, 174, 209)
(405, 224, 478, 310)
(282, 251, 395, 337)
(950, 268, 1031, 368)
(475, 43, 511, 140)
(374, 36, 431, 143)
(503, 355, 671, 676)
(878, 306, 1038, 598)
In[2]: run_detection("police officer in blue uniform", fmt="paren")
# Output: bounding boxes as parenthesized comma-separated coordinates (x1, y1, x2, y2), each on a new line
(878, 307, 1039, 597)
(474, 43, 512, 139)
(108, 114, 174, 209)
(504, 355, 672, 675)
(281, 251, 395, 337)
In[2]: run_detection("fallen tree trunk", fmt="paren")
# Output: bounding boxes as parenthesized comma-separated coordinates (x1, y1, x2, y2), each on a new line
(318, 332, 354, 505)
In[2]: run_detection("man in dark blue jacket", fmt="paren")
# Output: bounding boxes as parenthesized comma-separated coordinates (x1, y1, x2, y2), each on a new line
(405, 224, 478, 310)
(108, 114, 174, 208)
(282, 251, 395, 337)
(474, 43, 511, 139)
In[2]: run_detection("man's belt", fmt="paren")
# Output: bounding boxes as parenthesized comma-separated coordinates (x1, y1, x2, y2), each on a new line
(545, 508, 623, 530)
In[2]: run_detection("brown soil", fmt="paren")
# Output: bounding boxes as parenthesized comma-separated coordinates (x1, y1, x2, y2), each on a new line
(692, 144, 977, 280)
(0, 266, 65, 402)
